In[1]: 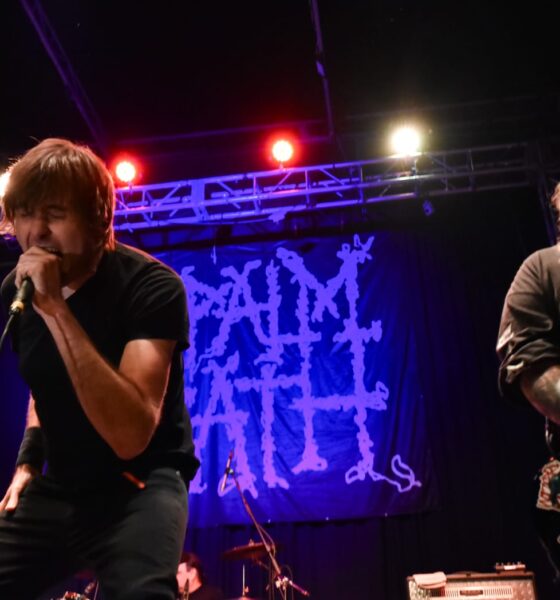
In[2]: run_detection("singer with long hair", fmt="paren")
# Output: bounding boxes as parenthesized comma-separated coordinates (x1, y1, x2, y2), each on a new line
(0, 138, 199, 599)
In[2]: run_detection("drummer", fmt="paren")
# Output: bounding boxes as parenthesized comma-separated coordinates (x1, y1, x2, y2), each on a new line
(177, 552, 224, 600)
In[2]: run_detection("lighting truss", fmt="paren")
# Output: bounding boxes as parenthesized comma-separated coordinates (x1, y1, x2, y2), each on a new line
(114, 142, 536, 232)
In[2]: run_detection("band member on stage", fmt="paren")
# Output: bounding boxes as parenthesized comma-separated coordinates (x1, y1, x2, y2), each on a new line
(0, 138, 200, 599)
(177, 552, 224, 600)
(497, 182, 560, 581)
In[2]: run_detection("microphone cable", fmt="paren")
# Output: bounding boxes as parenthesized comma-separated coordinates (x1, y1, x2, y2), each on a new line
(1, 277, 34, 352)
(0, 313, 16, 353)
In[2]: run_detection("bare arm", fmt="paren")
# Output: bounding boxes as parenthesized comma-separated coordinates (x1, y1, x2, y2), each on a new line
(25, 395, 40, 429)
(520, 363, 560, 425)
(15, 246, 176, 460)
(0, 396, 41, 512)
(41, 303, 175, 459)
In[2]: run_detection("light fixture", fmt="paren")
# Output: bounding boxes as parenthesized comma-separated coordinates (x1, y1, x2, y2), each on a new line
(111, 155, 142, 185)
(267, 133, 298, 168)
(389, 126, 422, 157)
(0, 170, 10, 198)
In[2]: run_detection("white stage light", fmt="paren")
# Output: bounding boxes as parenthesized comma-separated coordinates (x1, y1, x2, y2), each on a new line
(390, 126, 421, 156)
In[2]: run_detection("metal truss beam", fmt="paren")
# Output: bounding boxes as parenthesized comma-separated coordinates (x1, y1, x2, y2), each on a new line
(114, 142, 545, 232)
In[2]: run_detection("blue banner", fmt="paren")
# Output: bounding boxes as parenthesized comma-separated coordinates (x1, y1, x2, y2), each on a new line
(157, 231, 438, 525)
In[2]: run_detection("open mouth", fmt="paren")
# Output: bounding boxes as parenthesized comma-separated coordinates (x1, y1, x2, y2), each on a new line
(39, 246, 63, 258)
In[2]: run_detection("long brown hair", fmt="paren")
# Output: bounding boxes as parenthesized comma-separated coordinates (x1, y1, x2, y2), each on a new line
(0, 138, 115, 250)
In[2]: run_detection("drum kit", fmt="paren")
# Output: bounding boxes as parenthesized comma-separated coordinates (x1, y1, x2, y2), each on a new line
(218, 450, 310, 600)
(222, 541, 274, 600)
(55, 539, 306, 600)
(222, 539, 310, 600)
(55, 544, 264, 600)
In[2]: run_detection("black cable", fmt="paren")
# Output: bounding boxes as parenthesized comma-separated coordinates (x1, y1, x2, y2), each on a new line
(0, 313, 15, 353)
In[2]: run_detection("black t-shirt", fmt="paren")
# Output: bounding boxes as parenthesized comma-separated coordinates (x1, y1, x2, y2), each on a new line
(497, 245, 560, 568)
(496, 245, 560, 402)
(1, 242, 199, 487)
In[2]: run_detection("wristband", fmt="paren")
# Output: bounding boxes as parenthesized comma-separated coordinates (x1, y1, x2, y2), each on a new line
(15, 426, 45, 472)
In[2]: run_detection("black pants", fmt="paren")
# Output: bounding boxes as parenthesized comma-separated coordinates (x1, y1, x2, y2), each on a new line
(0, 466, 188, 600)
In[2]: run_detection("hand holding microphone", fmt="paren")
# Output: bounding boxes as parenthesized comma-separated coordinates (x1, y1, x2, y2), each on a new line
(12, 246, 63, 316)
(9, 277, 34, 315)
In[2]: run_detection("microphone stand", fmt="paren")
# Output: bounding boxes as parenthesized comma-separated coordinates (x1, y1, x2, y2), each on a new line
(229, 468, 310, 599)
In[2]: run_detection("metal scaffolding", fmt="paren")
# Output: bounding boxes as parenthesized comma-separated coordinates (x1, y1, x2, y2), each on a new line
(113, 142, 543, 232)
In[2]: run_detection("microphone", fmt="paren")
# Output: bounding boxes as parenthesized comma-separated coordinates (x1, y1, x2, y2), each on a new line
(220, 449, 234, 493)
(9, 277, 34, 316)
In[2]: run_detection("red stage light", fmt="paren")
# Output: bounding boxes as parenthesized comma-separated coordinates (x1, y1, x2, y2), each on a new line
(271, 139, 294, 164)
(267, 133, 299, 168)
(111, 155, 142, 185)
(114, 160, 137, 184)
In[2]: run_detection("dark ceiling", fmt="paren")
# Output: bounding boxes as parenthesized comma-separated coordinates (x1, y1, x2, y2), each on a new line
(2, 1, 559, 182)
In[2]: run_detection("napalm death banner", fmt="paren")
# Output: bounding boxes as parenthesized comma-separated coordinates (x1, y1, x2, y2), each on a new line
(156, 231, 438, 525)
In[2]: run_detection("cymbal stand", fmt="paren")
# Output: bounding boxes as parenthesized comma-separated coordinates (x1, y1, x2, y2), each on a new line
(229, 467, 310, 599)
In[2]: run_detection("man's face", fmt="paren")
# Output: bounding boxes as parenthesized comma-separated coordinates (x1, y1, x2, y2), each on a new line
(13, 200, 97, 284)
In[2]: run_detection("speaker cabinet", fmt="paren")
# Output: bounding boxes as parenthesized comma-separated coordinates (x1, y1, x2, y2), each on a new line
(407, 571, 537, 599)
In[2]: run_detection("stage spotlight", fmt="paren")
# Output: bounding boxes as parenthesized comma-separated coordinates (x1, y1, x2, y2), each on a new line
(390, 126, 422, 156)
(0, 170, 10, 198)
(115, 160, 137, 185)
(270, 138, 295, 167)
(111, 156, 141, 185)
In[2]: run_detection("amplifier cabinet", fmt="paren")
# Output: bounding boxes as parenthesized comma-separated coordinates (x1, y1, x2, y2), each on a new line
(406, 571, 537, 600)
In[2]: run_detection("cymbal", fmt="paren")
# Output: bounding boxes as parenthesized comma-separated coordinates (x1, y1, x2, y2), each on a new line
(222, 541, 273, 561)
